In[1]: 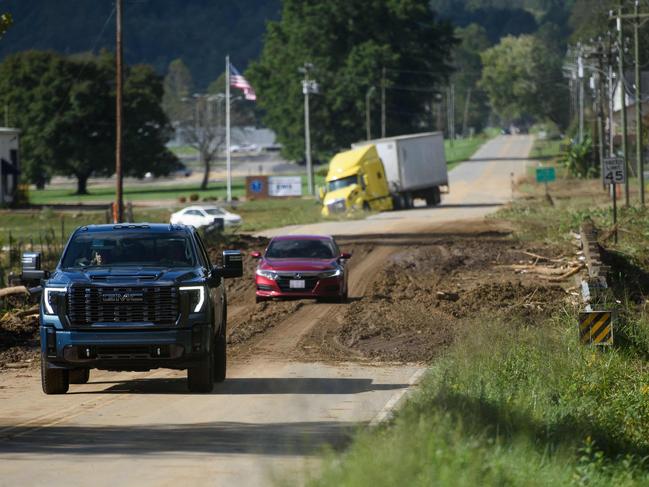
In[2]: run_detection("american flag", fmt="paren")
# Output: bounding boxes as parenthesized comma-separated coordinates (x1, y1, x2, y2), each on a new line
(230, 64, 256, 101)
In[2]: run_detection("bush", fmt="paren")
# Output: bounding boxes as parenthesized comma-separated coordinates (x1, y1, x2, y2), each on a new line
(178, 196, 186, 203)
(189, 193, 199, 202)
(561, 136, 598, 178)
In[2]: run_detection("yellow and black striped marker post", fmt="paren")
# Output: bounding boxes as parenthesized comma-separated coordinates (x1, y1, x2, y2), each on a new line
(579, 311, 613, 346)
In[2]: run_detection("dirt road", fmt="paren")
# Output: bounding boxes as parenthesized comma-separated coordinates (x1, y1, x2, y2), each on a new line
(0, 135, 535, 487)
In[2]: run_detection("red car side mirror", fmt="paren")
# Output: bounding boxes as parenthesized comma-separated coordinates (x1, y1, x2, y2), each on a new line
(250, 251, 262, 259)
(340, 252, 352, 260)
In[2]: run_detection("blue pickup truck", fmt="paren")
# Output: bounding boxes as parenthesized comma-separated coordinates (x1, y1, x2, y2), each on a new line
(21, 223, 243, 394)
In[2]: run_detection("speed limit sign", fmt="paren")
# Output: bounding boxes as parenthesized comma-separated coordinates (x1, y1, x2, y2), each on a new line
(603, 157, 626, 185)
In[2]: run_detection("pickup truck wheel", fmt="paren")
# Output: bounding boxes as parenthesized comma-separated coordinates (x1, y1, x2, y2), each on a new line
(214, 326, 227, 383)
(41, 357, 69, 395)
(187, 346, 214, 393)
(69, 368, 90, 384)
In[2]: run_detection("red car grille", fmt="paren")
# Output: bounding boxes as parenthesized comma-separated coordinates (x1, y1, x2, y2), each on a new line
(276, 276, 319, 292)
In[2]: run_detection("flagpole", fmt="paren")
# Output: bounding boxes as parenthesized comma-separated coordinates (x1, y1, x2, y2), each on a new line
(226, 55, 232, 203)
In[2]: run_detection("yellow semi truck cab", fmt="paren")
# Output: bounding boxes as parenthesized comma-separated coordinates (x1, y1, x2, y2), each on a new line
(321, 145, 393, 216)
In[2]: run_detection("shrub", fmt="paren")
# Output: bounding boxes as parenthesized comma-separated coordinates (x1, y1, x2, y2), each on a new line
(189, 193, 199, 202)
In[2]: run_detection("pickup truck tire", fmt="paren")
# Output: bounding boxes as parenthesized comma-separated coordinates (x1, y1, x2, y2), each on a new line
(69, 368, 90, 384)
(41, 357, 69, 394)
(214, 326, 227, 383)
(187, 345, 214, 393)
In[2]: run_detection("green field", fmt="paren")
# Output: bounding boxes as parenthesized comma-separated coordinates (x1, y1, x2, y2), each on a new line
(27, 174, 326, 206)
(445, 131, 496, 170)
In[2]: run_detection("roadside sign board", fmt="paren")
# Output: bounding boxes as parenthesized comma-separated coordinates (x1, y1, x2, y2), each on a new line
(579, 311, 613, 346)
(603, 157, 626, 185)
(245, 175, 268, 199)
(536, 167, 556, 183)
(268, 176, 302, 197)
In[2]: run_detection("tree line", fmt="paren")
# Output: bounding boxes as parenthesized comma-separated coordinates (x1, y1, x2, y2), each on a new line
(0, 50, 177, 194)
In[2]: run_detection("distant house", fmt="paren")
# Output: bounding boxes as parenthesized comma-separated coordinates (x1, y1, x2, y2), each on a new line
(612, 71, 649, 135)
(0, 127, 20, 206)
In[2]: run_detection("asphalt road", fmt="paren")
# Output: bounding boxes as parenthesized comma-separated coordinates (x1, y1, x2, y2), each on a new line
(262, 135, 534, 238)
(0, 135, 533, 487)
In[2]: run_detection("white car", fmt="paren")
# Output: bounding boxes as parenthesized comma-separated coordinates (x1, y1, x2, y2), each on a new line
(170, 205, 243, 228)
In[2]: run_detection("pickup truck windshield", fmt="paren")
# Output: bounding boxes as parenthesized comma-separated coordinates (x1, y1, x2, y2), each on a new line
(61, 232, 196, 268)
(327, 175, 357, 192)
(266, 239, 336, 259)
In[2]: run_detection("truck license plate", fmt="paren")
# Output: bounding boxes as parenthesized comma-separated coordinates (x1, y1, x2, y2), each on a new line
(289, 280, 305, 289)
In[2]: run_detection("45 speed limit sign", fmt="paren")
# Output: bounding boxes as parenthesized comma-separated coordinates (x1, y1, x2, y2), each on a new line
(603, 157, 626, 185)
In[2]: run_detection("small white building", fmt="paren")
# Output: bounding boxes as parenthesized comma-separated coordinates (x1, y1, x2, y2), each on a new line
(0, 127, 20, 206)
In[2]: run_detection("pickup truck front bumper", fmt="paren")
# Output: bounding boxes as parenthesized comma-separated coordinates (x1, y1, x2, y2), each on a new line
(40, 325, 211, 371)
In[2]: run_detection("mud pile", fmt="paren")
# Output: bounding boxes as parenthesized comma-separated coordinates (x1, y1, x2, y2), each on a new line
(300, 232, 570, 363)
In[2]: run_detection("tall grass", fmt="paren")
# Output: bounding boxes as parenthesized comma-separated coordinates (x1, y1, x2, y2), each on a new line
(310, 309, 649, 486)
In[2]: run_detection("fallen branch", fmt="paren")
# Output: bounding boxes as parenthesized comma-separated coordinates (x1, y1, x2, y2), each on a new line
(546, 264, 586, 283)
(16, 305, 39, 318)
(521, 251, 567, 264)
(0, 286, 27, 298)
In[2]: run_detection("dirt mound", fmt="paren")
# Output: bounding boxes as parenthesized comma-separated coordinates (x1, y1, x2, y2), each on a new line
(298, 232, 570, 363)
(0, 309, 39, 368)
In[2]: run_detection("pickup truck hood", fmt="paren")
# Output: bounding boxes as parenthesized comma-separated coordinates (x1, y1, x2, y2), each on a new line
(261, 258, 337, 272)
(48, 267, 201, 285)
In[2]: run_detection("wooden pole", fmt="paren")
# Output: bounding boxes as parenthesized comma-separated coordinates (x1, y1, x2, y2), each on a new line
(115, 0, 124, 223)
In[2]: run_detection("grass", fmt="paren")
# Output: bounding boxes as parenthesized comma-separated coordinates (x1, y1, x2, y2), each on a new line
(530, 138, 564, 162)
(27, 174, 326, 205)
(311, 311, 649, 486)
(309, 175, 649, 486)
(445, 130, 498, 170)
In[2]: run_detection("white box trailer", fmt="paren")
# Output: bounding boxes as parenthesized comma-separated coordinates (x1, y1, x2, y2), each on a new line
(353, 132, 447, 208)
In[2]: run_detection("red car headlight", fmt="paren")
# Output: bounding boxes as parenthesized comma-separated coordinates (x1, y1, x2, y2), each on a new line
(318, 269, 342, 279)
(256, 269, 278, 280)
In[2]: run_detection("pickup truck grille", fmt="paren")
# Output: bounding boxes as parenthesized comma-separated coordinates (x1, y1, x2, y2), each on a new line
(67, 287, 179, 326)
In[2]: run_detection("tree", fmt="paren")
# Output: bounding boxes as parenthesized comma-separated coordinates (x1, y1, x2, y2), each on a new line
(247, 0, 456, 160)
(451, 23, 491, 134)
(162, 58, 193, 122)
(178, 94, 225, 190)
(0, 50, 178, 194)
(480, 34, 568, 125)
(0, 13, 12, 39)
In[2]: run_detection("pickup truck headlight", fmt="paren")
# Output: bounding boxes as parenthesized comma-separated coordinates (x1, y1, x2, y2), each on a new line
(319, 268, 342, 279)
(179, 286, 205, 313)
(44, 287, 67, 315)
(256, 269, 278, 280)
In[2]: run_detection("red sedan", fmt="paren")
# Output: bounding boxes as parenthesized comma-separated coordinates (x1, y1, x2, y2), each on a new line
(251, 235, 351, 303)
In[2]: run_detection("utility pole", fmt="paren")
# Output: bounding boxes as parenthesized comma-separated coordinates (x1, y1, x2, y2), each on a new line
(634, 0, 645, 206)
(365, 86, 375, 140)
(225, 55, 232, 203)
(381, 67, 386, 138)
(300, 63, 316, 195)
(618, 6, 630, 206)
(462, 87, 472, 137)
(578, 52, 585, 143)
(114, 0, 124, 223)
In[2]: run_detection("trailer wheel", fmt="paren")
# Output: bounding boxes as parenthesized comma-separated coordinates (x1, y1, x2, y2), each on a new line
(425, 187, 441, 206)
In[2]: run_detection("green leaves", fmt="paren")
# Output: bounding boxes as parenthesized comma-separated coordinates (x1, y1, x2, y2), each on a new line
(0, 13, 12, 39)
(480, 34, 567, 125)
(0, 51, 177, 193)
(247, 0, 455, 160)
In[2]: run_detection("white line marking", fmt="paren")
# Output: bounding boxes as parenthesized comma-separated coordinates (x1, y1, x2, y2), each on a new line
(369, 367, 427, 426)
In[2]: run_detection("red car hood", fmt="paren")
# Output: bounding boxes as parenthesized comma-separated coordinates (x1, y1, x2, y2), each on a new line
(261, 258, 337, 272)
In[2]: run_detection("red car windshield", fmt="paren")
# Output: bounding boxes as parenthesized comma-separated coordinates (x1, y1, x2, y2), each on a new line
(266, 239, 336, 259)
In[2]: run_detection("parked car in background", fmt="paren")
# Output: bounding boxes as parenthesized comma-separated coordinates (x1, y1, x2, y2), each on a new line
(170, 206, 242, 229)
(252, 235, 351, 303)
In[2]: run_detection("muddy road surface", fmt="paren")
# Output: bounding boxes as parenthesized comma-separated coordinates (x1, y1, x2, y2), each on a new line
(0, 135, 542, 487)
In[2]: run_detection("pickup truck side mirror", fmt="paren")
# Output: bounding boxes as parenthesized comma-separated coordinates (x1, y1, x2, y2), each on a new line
(21, 252, 49, 284)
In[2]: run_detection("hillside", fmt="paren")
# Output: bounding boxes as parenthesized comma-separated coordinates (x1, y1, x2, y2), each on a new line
(0, 0, 280, 89)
